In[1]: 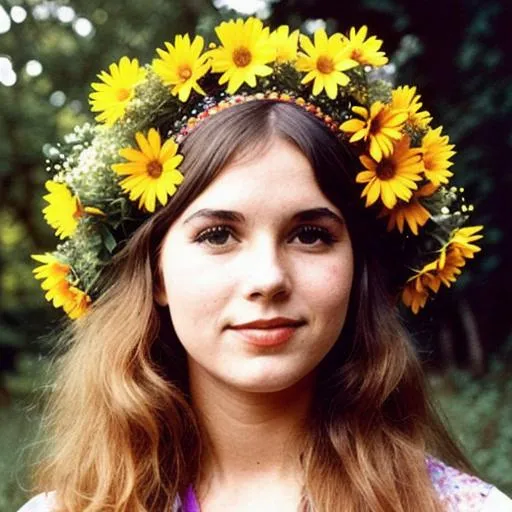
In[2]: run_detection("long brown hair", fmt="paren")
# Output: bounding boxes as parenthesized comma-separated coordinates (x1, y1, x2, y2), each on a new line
(35, 101, 470, 511)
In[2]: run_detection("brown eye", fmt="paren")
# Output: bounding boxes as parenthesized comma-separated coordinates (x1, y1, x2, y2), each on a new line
(290, 226, 336, 246)
(195, 226, 235, 246)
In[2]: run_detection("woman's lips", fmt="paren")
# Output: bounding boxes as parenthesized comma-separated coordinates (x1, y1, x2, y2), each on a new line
(229, 322, 304, 347)
(232, 327, 298, 347)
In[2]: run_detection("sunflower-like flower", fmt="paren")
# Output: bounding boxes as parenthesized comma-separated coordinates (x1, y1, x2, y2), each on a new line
(355, 135, 423, 209)
(343, 26, 388, 67)
(42, 181, 104, 239)
(32, 253, 70, 291)
(446, 225, 483, 260)
(296, 29, 358, 99)
(269, 25, 299, 64)
(32, 253, 90, 319)
(152, 34, 210, 102)
(380, 183, 437, 235)
(340, 102, 408, 162)
(402, 225, 483, 313)
(89, 57, 146, 126)
(390, 85, 432, 129)
(401, 284, 429, 315)
(112, 128, 184, 213)
(46, 280, 91, 319)
(208, 17, 276, 94)
(421, 126, 456, 186)
(402, 249, 464, 313)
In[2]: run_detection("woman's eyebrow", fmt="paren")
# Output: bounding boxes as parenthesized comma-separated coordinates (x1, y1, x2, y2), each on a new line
(183, 207, 344, 226)
(183, 209, 246, 225)
(292, 208, 345, 226)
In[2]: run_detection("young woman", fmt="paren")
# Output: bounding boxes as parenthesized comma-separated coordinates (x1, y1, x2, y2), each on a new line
(21, 18, 511, 512)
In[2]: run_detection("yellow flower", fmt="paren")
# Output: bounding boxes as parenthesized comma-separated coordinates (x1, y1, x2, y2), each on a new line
(402, 284, 429, 315)
(42, 181, 104, 239)
(152, 34, 210, 102)
(344, 26, 388, 67)
(381, 183, 436, 235)
(447, 225, 483, 260)
(421, 126, 456, 186)
(208, 17, 276, 94)
(46, 280, 91, 319)
(269, 25, 299, 63)
(112, 128, 184, 213)
(356, 135, 423, 209)
(402, 249, 464, 314)
(32, 253, 70, 290)
(89, 57, 146, 126)
(390, 85, 432, 129)
(402, 226, 483, 314)
(296, 29, 358, 99)
(340, 102, 408, 162)
(32, 253, 90, 319)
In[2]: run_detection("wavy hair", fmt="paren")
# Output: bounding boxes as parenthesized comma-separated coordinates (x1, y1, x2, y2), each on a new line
(34, 101, 470, 511)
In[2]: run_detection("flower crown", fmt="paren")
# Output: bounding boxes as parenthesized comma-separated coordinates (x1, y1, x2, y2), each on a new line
(32, 17, 483, 319)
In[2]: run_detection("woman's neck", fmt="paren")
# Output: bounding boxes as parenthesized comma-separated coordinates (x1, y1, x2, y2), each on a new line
(189, 363, 315, 493)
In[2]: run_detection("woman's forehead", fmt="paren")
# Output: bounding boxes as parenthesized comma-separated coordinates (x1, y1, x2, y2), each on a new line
(179, 138, 341, 218)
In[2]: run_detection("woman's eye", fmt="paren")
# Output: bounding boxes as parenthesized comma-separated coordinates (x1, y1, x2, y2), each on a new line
(195, 226, 235, 246)
(291, 225, 336, 246)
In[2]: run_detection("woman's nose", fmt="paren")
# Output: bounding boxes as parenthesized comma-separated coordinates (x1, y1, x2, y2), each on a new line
(241, 237, 291, 302)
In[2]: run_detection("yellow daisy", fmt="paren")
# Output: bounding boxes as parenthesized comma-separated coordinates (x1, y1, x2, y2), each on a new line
(89, 57, 146, 126)
(152, 34, 210, 102)
(269, 25, 299, 63)
(356, 135, 423, 209)
(112, 128, 184, 213)
(32, 253, 70, 291)
(43, 181, 104, 239)
(381, 183, 437, 235)
(340, 102, 408, 162)
(64, 286, 91, 319)
(344, 26, 388, 67)
(208, 17, 276, 94)
(421, 126, 456, 186)
(32, 253, 91, 319)
(390, 85, 432, 129)
(401, 283, 429, 314)
(45, 280, 91, 319)
(296, 28, 358, 99)
(402, 249, 465, 313)
(447, 225, 483, 260)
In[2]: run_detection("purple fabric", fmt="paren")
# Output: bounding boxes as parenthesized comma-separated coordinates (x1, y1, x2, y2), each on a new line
(181, 458, 493, 511)
(182, 485, 201, 512)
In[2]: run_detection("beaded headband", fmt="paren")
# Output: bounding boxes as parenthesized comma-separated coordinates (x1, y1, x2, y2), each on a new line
(32, 17, 483, 319)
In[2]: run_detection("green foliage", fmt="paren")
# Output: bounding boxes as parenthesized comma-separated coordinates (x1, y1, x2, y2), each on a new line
(431, 348, 512, 495)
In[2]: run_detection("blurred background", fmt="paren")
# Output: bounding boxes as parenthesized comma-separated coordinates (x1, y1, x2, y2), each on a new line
(0, 0, 510, 509)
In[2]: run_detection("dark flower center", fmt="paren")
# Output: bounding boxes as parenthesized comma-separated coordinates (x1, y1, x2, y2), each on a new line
(233, 47, 252, 67)
(376, 160, 396, 180)
(316, 56, 334, 74)
(147, 160, 163, 178)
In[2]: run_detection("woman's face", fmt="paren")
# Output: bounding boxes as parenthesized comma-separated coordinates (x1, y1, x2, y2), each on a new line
(159, 138, 354, 393)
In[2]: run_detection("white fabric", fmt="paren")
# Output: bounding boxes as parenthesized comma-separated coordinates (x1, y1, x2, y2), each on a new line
(17, 491, 55, 512)
(18, 487, 512, 511)
(482, 487, 512, 511)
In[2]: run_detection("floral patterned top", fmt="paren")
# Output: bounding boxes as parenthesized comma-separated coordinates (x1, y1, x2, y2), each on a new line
(18, 459, 512, 511)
